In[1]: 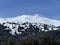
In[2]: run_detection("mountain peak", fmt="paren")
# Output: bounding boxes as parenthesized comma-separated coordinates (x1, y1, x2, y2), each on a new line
(0, 14, 60, 26)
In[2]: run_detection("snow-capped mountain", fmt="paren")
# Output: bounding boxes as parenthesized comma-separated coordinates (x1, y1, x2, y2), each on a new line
(0, 14, 60, 26)
(0, 14, 60, 35)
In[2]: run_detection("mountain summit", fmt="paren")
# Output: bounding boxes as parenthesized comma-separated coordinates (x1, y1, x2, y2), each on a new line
(0, 14, 60, 26)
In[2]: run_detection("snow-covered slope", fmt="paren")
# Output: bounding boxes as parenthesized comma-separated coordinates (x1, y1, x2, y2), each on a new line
(1, 14, 60, 35)
(0, 14, 60, 26)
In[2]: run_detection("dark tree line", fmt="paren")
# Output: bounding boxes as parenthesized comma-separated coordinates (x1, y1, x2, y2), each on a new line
(0, 31, 60, 45)
(0, 22, 60, 45)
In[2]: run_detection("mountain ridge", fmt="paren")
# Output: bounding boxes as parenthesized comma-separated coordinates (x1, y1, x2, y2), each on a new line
(0, 14, 60, 26)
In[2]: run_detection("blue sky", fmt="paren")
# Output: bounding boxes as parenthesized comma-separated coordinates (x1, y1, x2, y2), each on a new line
(0, 0, 60, 20)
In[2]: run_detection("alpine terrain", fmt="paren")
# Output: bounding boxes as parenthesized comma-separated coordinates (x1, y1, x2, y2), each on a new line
(0, 14, 60, 45)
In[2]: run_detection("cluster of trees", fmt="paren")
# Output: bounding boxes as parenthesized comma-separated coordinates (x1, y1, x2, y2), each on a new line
(0, 30, 60, 45)
(1, 22, 60, 35)
(0, 22, 60, 45)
